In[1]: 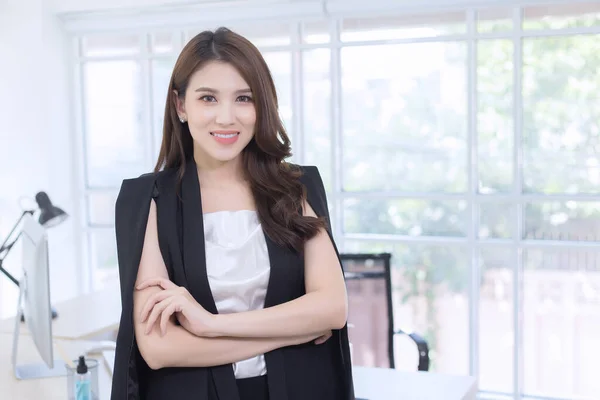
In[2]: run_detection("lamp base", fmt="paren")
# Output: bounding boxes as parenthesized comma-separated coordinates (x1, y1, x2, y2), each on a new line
(20, 306, 59, 322)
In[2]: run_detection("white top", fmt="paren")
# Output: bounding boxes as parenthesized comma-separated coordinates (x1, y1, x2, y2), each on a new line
(203, 210, 270, 379)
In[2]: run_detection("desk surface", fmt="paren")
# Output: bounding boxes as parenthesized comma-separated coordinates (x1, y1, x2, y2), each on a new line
(1, 333, 113, 400)
(2, 331, 477, 400)
(0, 286, 121, 340)
(353, 366, 477, 400)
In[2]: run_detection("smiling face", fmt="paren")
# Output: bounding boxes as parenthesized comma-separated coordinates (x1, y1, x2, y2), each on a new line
(175, 61, 256, 168)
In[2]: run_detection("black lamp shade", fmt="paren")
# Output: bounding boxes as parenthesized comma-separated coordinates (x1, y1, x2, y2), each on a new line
(35, 192, 68, 228)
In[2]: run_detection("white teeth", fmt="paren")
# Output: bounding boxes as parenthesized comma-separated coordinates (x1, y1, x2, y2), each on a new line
(212, 133, 238, 138)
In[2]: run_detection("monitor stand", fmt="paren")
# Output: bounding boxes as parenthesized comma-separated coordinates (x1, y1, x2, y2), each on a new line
(11, 279, 67, 380)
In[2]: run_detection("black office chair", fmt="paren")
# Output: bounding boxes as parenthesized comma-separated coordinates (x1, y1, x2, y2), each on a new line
(341, 253, 430, 371)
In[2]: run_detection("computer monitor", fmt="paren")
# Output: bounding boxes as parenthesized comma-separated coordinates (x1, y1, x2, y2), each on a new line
(11, 213, 66, 380)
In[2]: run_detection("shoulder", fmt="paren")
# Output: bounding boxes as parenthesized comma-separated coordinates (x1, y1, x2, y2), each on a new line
(117, 168, 177, 206)
(285, 163, 324, 192)
(285, 163, 330, 219)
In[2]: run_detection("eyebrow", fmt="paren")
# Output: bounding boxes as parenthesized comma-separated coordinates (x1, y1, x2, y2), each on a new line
(194, 87, 252, 94)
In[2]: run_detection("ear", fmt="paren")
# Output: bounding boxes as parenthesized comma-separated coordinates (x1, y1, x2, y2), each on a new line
(173, 90, 186, 118)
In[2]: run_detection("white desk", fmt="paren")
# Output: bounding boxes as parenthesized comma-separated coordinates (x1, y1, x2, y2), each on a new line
(1, 333, 113, 400)
(353, 366, 477, 400)
(2, 331, 476, 400)
(0, 287, 121, 340)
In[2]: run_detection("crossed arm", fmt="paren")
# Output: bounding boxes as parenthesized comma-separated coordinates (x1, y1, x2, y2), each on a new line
(133, 199, 347, 370)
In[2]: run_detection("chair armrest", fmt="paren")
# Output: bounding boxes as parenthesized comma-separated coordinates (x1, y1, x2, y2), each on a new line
(394, 329, 430, 371)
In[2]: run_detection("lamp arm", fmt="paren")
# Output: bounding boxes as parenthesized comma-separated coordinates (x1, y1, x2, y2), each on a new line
(0, 260, 19, 286)
(0, 210, 34, 255)
(0, 210, 34, 287)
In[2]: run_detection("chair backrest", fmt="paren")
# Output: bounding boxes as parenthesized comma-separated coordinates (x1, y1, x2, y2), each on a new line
(340, 253, 394, 368)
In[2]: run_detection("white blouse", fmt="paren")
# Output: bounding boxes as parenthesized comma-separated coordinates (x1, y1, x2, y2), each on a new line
(203, 210, 270, 379)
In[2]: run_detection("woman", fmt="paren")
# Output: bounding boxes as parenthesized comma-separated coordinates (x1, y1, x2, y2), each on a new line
(110, 27, 355, 400)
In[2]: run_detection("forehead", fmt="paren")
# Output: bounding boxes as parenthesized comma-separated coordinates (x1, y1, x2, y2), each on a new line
(189, 61, 249, 90)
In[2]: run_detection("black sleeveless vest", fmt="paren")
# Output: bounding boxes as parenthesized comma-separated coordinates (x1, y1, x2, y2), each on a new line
(110, 161, 355, 400)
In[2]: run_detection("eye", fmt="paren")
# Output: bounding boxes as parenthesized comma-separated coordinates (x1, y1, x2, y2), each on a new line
(237, 95, 253, 103)
(200, 95, 216, 102)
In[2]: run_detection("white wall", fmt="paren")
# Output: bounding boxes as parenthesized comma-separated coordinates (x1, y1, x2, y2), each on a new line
(0, 0, 80, 318)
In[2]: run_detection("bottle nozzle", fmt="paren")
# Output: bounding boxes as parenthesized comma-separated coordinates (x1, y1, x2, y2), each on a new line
(76, 355, 88, 374)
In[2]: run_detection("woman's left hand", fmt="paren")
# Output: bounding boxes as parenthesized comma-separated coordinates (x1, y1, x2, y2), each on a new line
(137, 278, 216, 337)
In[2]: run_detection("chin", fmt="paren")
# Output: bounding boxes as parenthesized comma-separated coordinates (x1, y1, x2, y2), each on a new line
(210, 151, 244, 163)
(207, 144, 248, 163)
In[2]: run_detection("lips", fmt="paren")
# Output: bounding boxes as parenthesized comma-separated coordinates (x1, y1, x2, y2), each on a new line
(210, 131, 240, 145)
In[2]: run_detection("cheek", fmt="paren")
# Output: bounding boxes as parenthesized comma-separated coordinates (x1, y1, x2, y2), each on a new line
(187, 102, 215, 121)
(238, 107, 256, 125)
(198, 106, 216, 121)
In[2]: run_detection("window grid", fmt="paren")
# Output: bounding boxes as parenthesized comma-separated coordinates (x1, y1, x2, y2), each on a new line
(74, 6, 600, 400)
(466, 8, 480, 382)
(511, 6, 526, 398)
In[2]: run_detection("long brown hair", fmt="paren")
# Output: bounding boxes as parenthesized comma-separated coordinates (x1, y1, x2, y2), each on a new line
(154, 27, 326, 252)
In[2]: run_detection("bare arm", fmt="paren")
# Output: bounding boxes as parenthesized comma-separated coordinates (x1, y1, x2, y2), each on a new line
(211, 200, 348, 338)
(134, 200, 321, 370)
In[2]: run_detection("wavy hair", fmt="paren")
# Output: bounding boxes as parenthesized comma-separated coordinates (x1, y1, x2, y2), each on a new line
(154, 27, 325, 252)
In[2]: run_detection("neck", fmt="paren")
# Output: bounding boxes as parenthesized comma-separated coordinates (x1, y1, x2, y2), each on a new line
(193, 152, 245, 186)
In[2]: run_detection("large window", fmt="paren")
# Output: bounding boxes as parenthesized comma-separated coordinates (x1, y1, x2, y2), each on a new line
(74, 2, 600, 399)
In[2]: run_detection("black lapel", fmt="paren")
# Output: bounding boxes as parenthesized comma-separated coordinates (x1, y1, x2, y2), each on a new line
(180, 159, 241, 400)
(263, 236, 293, 400)
(180, 159, 218, 314)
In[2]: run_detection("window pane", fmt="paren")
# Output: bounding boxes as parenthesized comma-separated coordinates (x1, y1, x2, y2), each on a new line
(344, 241, 470, 375)
(344, 198, 468, 237)
(83, 61, 147, 187)
(523, 35, 600, 194)
(523, 2, 600, 30)
(524, 201, 600, 241)
(479, 202, 514, 239)
(226, 24, 291, 47)
(262, 52, 293, 151)
(341, 12, 466, 42)
(302, 20, 330, 44)
(151, 32, 178, 54)
(477, 8, 513, 33)
(477, 40, 514, 194)
(81, 34, 141, 57)
(151, 58, 177, 161)
(88, 191, 118, 225)
(479, 247, 514, 393)
(524, 249, 600, 399)
(89, 230, 118, 291)
(342, 43, 468, 192)
(303, 49, 331, 191)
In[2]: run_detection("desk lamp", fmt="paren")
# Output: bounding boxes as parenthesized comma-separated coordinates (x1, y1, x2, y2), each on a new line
(0, 191, 68, 319)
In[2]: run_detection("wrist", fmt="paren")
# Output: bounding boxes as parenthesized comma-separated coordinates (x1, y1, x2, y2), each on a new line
(207, 313, 227, 337)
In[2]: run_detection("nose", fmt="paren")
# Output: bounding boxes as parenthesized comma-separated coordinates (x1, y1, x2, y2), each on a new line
(215, 102, 235, 126)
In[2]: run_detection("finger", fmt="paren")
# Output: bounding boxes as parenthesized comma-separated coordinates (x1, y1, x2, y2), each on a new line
(160, 302, 180, 336)
(137, 277, 178, 291)
(145, 298, 173, 335)
(140, 290, 177, 322)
